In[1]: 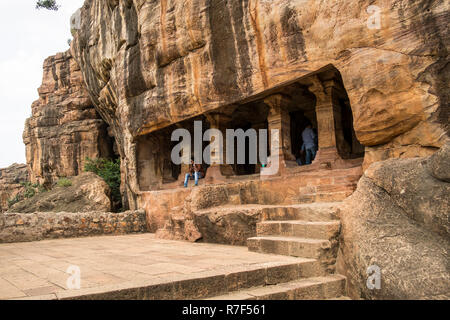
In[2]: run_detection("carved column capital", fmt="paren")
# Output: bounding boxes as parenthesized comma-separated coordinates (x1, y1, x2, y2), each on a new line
(264, 94, 291, 115)
(307, 76, 337, 106)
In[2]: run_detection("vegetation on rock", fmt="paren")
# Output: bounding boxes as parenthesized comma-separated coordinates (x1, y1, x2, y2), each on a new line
(7, 182, 46, 208)
(56, 177, 72, 187)
(36, 0, 59, 11)
(84, 157, 122, 209)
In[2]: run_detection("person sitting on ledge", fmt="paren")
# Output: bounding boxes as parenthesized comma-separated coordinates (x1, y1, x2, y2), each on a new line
(184, 158, 205, 187)
(300, 122, 317, 165)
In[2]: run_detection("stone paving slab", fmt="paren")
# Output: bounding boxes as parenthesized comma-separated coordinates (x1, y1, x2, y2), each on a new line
(0, 234, 309, 300)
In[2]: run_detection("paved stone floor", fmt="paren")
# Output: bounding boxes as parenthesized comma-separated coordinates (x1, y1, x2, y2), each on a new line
(0, 234, 302, 300)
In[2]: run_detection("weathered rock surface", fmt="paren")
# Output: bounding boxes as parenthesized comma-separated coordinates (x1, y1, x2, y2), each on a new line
(23, 51, 115, 188)
(0, 164, 29, 213)
(70, 0, 449, 206)
(0, 209, 147, 243)
(7, 172, 111, 213)
(337, 144, 450, 299)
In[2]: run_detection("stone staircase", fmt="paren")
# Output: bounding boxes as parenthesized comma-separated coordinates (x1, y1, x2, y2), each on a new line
(247, 202, 341, 274)
(54, 256, 348, 300)
(203, 202, 349, 300)
(153, 164, 363, 299)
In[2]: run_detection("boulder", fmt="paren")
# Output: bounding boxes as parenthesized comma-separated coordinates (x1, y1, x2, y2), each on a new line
(337, 144, 450, 299)
(8, 172, 112, 213)
(0, 164, 29, 213)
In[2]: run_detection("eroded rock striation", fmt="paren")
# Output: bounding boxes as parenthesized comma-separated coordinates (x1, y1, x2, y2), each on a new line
(337, 143, 450, 299)
(0, 164, 29, 213)
(69, 0, 449, 207)
(23, 51, 115, 188)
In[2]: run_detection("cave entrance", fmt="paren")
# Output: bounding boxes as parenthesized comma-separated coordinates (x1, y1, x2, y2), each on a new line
(305, 67, 365, 163)
(225, 102, 269, 176)
(136, 65, 364, 191)
(136, 115, 212, 191)
(226, 65, 364, 170)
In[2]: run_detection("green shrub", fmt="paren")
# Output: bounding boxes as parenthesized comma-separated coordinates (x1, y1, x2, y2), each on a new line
(7, 194, 22, 208)
(36, 0, 59, 11)
(56, 178, 72, 187)
(8, 182, 46, 208)
(20, 182, 45, 199)
(84, 157, 122, 208)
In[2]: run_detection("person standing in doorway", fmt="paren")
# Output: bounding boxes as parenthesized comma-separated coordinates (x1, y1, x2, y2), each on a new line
(184, 158, 205, 187)
(301, 122, 317, 165)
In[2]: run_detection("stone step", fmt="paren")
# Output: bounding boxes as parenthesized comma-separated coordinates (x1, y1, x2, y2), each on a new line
(297, 191, 354, 204)
(247, 236, 332, 259)
(259, 202, 341, 222)
(193, 202, 341, 224)
(205, 275, 347, 300)
(257, 220, 341, 240)
(54, 258, 327, 300)
(327, 296, 352, 300)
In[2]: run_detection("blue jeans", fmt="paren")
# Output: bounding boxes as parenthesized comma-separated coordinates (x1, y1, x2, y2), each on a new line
(184, 172, 203, 187)
(305, 147, 317, 165)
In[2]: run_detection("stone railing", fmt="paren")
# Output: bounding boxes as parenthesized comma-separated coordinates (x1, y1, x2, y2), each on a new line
(0, 210, 147, 243)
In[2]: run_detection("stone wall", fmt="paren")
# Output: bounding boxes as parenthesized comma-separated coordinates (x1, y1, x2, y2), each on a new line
(0, 210, 147, 243)
(23, 51, 115, 188)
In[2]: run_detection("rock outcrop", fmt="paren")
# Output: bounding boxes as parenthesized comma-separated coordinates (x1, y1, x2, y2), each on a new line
(8, 172, 112, 213)
(337, 143, 450, 299)
(70, 0, 449, 207)
(0, 164, 29, 213)
(23, 51, 115, 188)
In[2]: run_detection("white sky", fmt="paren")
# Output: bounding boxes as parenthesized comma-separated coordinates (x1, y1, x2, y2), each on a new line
(0, 0, 85, 168)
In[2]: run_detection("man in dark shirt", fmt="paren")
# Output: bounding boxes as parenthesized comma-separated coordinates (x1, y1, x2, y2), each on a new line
(184, 159, 205, 187)
(300, 123, 317, 165)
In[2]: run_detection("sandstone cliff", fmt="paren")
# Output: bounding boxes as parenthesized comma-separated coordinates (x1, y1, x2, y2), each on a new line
(70, 0, 449, 208)
(0, 164, 28, 213)
(23, 51, 115, 188)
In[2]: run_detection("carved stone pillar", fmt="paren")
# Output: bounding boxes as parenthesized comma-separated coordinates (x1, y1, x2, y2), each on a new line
(205, 109, 235, 182)
(264, 94, 296, 172)
(308, 77, 341, 164)
(175, 123, 192, 185)
(252, 121, 267, 174)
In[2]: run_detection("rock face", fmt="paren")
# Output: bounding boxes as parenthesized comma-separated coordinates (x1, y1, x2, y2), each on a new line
(23, 51, 115, 188)
(70, 0, 449, 207)
(8, 172, 112, 213)
(337, 143, 450, 299)
(0, 164, 29, 213)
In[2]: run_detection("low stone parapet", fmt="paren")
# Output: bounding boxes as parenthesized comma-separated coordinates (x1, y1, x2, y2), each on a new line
(0, 210, 147, 243)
